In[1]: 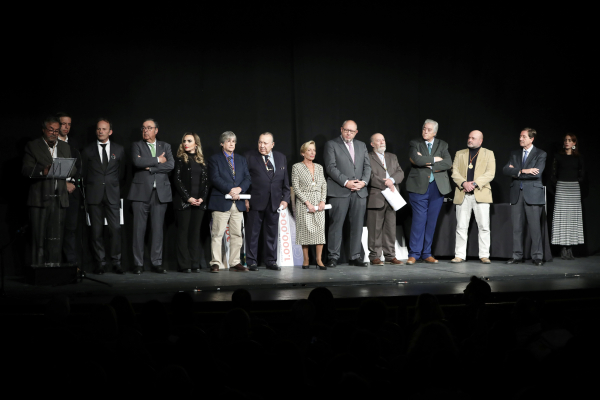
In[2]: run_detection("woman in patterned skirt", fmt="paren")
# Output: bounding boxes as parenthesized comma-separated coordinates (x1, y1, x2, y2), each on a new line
(551, 133, 585, 259)
(292, 141, 327, 270)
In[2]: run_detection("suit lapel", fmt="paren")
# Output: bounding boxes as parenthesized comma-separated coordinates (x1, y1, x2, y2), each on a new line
(523, 147, 535, 168)
(337, 137, 354, 164)
(473, 148, 484, 176)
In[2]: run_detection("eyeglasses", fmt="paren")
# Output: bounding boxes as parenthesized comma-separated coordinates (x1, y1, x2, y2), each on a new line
(141, 126, 156, 131)
(342, 128, 357, 134)
(45, 128, 60, 134)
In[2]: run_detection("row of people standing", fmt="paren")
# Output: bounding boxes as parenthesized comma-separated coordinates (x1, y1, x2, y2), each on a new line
(23, 115, 584, 276)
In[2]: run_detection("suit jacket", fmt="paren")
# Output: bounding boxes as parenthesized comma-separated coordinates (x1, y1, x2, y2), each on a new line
(22, 137, 75, 208)
(451, 148, 495, 204)
(207, 151, 251, 212)
(173, 156, 209, 211)
(81, 141, 126, 205)
(406, 138, 453, 195)
(245, 149, 291, 212)
(502, 146, 547, 205)
(127, 140, 174, 203)
(324, 136, 371, 198)
(367, 151, 404, 208)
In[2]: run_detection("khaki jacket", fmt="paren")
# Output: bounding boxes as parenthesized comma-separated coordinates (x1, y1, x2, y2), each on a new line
(451, 148, 495, 204)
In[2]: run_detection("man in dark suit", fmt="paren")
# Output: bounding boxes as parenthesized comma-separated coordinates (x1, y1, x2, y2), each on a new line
(81, 118, 126, 274)
(244, 132, 291, 271)
(324, 120, 372, 268)
(128, 119, 174, 274)
(207, 131, 251, 273)
(502, 127, 547, 266)
(56, 112, 83, 269)
(367, 133, 404, 265)
(22, 116, 75, 265)
(406, 119, 452, 265)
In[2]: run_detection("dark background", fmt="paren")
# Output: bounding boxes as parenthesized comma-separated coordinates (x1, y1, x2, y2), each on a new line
(2, 5, 596, 274)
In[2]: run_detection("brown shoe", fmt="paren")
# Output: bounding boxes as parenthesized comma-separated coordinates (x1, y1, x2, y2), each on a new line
(450, 257, 465, 263)
(480, 257, 491, 264)
(210, 265, 219, 273)
(406, 257, 416, 265)
(370, 258, 384, 265)
(423, 256, 438, 263)
(229, 263, 248, 272)
(385, 258, 404, 265)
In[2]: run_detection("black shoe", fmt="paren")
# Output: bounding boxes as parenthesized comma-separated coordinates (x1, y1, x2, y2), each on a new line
(506, 258, 522, 264)
(316, 263, 327, 270)
(94, 267, 105, 275)
(179, 268, 191, 273)
(191, 268, 200, 273)
(326, 259, 338, 268)
(566, 248, 575, 260)
(560, 247, 568, 260)
(302, 265, 310, 269)
(132, 266, 142, 274)
(533, 259, 544, 266)
(113, 266, 125, 275)
(248, 264, 259, 271)
(153, 266, 167, 274)
(349, 258, 368, 267)
(266, 264, 281, 271)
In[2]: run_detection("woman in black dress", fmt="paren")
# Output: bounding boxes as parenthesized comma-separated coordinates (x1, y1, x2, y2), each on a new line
(552, 133, 584, 259)
(173, 132, 209, 272)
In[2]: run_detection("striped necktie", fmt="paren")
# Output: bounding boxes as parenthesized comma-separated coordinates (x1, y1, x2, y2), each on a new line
(428, 142, 434, 183)
(227, 155, 235, 177)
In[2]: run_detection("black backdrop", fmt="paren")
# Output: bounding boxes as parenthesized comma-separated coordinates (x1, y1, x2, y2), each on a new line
(2, 6, 597, 274)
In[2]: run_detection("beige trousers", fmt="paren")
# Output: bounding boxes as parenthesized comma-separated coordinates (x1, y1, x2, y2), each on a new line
(455, 195, 490, 259)
(210, 203, 243, 269)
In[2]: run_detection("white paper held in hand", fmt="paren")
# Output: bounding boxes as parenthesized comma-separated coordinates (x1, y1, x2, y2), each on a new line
(381, 188, 406, 211)
(306, 204, 332, 211)
(225, 194, 251, 199)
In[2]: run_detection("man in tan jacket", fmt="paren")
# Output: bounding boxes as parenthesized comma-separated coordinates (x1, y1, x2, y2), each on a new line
(367, 133, 404, 265)
(451, 130, 495, 264)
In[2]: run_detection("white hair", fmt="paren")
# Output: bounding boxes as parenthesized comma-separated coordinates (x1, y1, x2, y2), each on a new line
(220, 131, 237, 144)
(423, 119, 438, 133)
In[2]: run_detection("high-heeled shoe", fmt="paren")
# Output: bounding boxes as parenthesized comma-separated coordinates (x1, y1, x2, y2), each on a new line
(302, 265, 310, 269)
(316, 263, 327, 270)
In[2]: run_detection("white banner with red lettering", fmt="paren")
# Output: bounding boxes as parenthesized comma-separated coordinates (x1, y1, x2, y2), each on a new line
(277, 208, 303, 266)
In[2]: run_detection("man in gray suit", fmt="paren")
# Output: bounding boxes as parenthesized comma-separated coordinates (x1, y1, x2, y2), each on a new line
(128, 119, 174, 274)
(502, 127, 547, 266)
(324, 120, 372, 267)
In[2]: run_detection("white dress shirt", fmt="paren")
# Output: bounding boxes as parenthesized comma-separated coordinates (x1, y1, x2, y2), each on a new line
(375, 151, 394, 182)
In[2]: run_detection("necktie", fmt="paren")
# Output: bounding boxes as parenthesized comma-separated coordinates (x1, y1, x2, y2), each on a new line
(149, 143, 156, 157)
(101, 143, 108, 170)
(428, 142, 434, 183)
(264, 155, 274, 179)
(520, 150, 528, 189)
(348, 141, 355, 164)
(227, 156, 235, 177)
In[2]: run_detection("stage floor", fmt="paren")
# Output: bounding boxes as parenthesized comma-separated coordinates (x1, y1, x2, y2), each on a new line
(3, 255, 599, 306)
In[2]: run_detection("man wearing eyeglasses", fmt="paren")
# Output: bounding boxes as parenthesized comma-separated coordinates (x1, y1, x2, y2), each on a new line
(324, 120, 372, 268)
(128, 119, 174, 274)
(22, 116, 75, 265)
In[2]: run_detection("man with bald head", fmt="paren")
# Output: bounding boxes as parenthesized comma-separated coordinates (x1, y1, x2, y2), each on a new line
(367, 133, 404, 265)
(450, 130, 496, 264)
(324, 120, 371, 267)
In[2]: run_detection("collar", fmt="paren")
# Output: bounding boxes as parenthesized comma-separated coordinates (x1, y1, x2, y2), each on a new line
(522, 144, 534, 152)
(145, 140, 157, 145)
(340, 135, 353, 145)
(223, 149, 234, 158)
(425, 138, 435, 146)
(98, 139, 110, 146)
(58, 135, 69, 143)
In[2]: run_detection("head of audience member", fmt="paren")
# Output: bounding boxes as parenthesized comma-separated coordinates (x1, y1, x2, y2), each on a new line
(308, 286, 335, 323)
(291, 299, 315, 328)
(258, 132, 275, 156)
(55, 112, 72, 139)
(177, 132, 205, 164)
(341, 120, 358, 143)
(141, 119, 158, 143)
(463, 275, 492, 308)
(562, 133, 580, 156)
(370, 133, 386, 154)
(467, 130, 483, 149)
(232, 288, 252, 314)
(300, 140, 316, 162)
(422, 119, 438, 142)
(42, 116, 60, 146)
(96, 118, 112, 143)
(520, 127, 536, 150)
(414, 293, 445, 326)
(220, 131, 236, 155)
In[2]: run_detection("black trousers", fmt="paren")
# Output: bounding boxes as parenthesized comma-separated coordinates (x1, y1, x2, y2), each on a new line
(246, 197, 278, 266)
(30, 205, 66, 265)
(63, 190, 80, 264)
(88, 193, 121, 267)
(176, 206, 206, 270)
